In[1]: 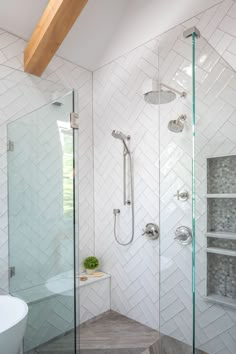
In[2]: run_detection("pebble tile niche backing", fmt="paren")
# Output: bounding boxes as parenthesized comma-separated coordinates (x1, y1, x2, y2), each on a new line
(207, 155, 236, 301)
(208, 238, 236, 251)
(207, 156, 236, 194)
(207, 198, 236, 233)
(207, 254, 236, 299)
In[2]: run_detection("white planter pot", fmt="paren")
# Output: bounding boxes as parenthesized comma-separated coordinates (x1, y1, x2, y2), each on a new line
(86, 269, 97, 275)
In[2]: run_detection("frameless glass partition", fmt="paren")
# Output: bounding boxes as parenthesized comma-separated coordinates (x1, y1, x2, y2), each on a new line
(158, 25, 194, 353)
(195, 34, 236, 354)
(8, 91, 78, 353)
(6, 24, 236, 354)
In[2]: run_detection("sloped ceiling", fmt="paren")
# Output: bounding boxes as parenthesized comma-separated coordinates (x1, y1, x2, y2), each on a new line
(0, 0, 222, 71)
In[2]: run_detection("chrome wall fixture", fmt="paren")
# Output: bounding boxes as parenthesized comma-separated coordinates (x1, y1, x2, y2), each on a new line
(174, 226, 192, 245)
(142, 79, 187, 105)
(168, 114, 187, 133)
(123, 135, 131, 205)
(174, 190, 189, 201)
(112, 130, 135, 246)
(183, 26, 201, 39)
(142, 223, 159, 240)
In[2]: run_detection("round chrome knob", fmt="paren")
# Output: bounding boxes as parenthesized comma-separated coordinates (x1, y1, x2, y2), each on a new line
(142, 223, 159, 240)
(174, 226, 192, 245)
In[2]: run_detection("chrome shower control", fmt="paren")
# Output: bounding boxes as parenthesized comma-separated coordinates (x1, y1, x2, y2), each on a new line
(174, 190, 189, 201)
(112, 129, 134, 246)
(142, 223, 159, 240)
(174, 226, 192, 245)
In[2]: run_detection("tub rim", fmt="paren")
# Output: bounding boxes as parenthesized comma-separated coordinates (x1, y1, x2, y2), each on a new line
(0, 295, 28, 334)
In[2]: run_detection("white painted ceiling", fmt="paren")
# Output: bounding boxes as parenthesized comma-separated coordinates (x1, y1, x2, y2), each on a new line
(0, 0, 222, 71)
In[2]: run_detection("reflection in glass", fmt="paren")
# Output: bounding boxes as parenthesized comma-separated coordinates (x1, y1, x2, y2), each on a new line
(7, 91, 77, 353)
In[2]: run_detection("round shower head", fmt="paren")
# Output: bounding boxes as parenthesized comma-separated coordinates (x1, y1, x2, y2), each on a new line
(142, 79, 176, 105)
(168, 114, 187, 133)
(144, 90, 176, 105)
(168, 120, 184, 133)
(142, 79, 186, 105)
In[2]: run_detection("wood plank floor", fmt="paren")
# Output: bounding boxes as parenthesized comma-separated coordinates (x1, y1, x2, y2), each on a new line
(79, 310, 159, 353)
(160, 335, 207, 354)
(28, 310, 207, 354)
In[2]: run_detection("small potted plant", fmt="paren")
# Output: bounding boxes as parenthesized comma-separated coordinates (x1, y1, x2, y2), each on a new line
(83, 256, 99, 275)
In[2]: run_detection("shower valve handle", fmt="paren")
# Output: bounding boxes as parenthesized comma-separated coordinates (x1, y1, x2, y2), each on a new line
(142, 223, 159, 240)
(174, 190, 189, 201)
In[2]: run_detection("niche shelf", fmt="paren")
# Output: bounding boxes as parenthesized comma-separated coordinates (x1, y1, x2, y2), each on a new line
(206, 232, 236, 241)
(206, 194, 236, 198)
(207, 247, 236, 257)
(205, 155, 236, 308)
(205, 294, 236, 309)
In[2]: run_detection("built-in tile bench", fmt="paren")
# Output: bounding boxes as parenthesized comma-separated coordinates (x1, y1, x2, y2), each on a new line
(79, 272, 111, 324)
(12, 271, 111, 352)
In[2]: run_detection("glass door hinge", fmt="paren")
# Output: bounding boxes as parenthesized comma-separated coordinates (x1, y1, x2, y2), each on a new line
(9, 266, 15, 278)
(7, 140, 14, 151)
(70, 112, 79, 129)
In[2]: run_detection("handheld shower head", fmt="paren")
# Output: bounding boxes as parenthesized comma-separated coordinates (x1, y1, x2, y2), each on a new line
(112, 130, 130, 153)
(112, 130, 128, 141)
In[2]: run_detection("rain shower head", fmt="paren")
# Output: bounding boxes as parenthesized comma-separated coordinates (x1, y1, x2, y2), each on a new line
(112, 130, 130, 153)
(168, 114, 187, 133)
(144, 90, 176, 105)
(142, 80, 186, 105)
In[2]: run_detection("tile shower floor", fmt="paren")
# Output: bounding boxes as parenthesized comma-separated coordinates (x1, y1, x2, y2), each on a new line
(29, 310, 207, 354)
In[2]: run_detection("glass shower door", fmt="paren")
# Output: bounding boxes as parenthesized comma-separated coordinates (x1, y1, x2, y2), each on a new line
(158, 25, 195, 354)
(7, 91, 78, 353)
(194, 34, 236, 354)
(157, 24, 236, 354)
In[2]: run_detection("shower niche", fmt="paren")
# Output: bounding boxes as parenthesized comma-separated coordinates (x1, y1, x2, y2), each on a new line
(206, 155, 236, 308)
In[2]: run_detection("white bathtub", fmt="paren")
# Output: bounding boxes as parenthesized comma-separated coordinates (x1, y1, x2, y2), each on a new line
(0, 295, 28, 354)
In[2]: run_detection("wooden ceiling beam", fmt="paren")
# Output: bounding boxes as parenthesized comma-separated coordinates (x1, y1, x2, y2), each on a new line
(24, 0, 88, 77)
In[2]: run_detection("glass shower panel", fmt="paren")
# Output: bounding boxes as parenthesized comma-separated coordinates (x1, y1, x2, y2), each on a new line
(195, 35, 236, 354)
(8, 91, 77, 353)
(158, 25, 194, 353)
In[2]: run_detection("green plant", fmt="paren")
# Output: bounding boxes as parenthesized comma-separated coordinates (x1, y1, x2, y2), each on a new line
(83, 256, 99, 270)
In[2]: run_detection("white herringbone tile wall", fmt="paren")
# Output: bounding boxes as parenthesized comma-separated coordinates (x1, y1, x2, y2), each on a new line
(1, 1, 236, 353)
(0, 28, 94, 294)
(93, 42, 160, 330)
(93, 1, 236, 353)
(80, 277, 111, 324)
